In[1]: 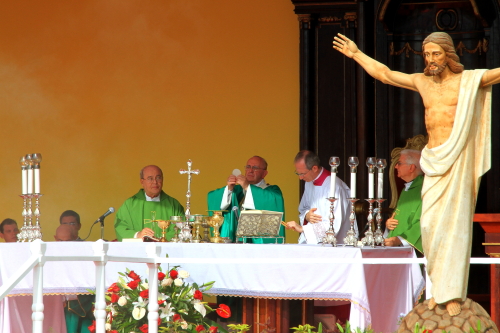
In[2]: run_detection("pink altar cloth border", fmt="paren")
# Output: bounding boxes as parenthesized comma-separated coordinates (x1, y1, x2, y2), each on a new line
(0, 242, 424, 333)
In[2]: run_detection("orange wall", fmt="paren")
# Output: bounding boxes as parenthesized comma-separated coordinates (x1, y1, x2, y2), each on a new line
(0, 1, 300, 242)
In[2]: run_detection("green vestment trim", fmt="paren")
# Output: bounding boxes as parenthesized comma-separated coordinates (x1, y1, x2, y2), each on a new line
(207, 184, 285, 243)
(114, 189, 184, 241)
(389, 175, 424, 254)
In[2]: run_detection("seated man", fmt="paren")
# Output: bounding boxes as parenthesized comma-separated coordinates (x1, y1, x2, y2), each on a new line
(114, 165, 184, 241)
(59, 210, 83, 241)
(285, 150, 355, 244)
(0, 218, 19, 242)
(54, 224, 79, 241)
(384, 149, 424, 254)
(207, 156, 285, 243)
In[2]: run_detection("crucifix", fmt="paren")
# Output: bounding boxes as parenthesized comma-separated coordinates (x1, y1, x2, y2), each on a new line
(179, 159, 200, 219)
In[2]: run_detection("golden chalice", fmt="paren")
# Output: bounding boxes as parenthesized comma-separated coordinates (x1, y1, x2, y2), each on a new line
(207, 210, 225, 243)
(156, 220, 171, 242)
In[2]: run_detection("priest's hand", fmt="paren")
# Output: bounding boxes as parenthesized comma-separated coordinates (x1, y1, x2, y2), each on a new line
(284, 221, 303, 233)
(384, 236, 402, 247)
(306, 208, 322, 223)
(227, 175, 237, 191)
(236, 175, 249, 190)
(137, 227, 155, 239)
(386, 212, 399, 230)
(333, 33, 358, 58)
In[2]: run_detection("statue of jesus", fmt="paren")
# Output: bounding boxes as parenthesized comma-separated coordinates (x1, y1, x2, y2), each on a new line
(333, 32, 498, 316)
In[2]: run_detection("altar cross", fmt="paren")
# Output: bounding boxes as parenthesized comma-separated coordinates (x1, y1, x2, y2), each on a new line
(179, 159, 200, 219)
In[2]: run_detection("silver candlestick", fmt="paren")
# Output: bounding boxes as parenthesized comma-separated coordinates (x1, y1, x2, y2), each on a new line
(32, 194, 43, 240)
(179, 159, 200, 220)
(322, 197, 337, 247)
(343, 198, 359, 246)
(374, 199, 385, 246)
(361, 199, 376, 247)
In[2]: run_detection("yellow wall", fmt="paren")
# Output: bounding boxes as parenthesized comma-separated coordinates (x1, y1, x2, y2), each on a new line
(0, 1, 300, 242)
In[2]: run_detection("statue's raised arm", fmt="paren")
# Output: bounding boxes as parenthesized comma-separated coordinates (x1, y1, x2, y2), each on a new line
(333, 33, 418, 92)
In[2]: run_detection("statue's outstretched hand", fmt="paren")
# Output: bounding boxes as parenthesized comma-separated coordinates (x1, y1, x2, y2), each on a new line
(333, 33, 358, 58)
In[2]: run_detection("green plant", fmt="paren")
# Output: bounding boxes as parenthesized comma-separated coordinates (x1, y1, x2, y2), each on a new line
(336, 321, 374, 333)
(227, 324, 251, 333)
(290, 323, 323, 333)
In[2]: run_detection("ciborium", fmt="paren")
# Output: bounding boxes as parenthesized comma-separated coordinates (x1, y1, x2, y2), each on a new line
(207, 210, 225, 243)
(156, 220, 171, 242)
(191, 215, 205, 243)
(169, 216, 184, 243)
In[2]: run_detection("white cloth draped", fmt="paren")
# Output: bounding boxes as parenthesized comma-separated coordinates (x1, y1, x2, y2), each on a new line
(420, 69, 491, 303)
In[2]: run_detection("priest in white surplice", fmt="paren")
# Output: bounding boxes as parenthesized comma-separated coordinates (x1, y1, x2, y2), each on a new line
(333, 31, 499, 316)
(285, 150, 356, 244)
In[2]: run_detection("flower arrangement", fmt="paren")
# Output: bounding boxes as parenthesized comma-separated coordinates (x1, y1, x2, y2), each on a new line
(88, 266, 231, 333)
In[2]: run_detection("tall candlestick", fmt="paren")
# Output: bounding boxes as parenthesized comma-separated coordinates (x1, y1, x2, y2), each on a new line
(329, 157, 340, 198)
(348, 156, 359, 198)
(366, 157, 376, 199)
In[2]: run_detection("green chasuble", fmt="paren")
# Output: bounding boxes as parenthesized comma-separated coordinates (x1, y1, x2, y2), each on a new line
(114, 189, 184, 241)
(389, 174, 424, 254)
(207, 184, 285, 244)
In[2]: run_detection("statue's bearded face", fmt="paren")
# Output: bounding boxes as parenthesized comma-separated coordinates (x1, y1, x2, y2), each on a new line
(423, 42, 448, 76)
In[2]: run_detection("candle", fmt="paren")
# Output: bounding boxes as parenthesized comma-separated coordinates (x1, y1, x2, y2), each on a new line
(368, 172, 374, 198)
(34, 168, 40, 194)
(329, 171, 337, 198)
(27, 166, 33, 194)
(350, 172, 356, 198)
(22, 169, 27, 194)
(377, 172, 383, 199)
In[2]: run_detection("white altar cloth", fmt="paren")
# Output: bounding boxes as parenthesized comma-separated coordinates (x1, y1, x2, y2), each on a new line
(0, 242, 424, 333)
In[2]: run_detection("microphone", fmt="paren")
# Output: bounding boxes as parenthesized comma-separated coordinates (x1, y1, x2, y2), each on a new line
(94, 207, 115, 224)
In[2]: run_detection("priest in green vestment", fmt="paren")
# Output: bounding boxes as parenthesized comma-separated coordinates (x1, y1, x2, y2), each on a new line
(114, 165, 184, 241)
(384, 149, 424, 254)
(207, 156, 285, 244)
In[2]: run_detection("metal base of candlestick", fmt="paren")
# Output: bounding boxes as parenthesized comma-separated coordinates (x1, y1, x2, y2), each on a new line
(361, 199, 376, 248)
(343, 198, 359, 246)
(18, 193, 43, 242)
(374, 199, 385, 246)
(322, 197, 337, 247)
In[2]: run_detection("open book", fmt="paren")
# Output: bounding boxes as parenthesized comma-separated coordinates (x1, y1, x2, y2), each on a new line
(236, 210, 283, 237)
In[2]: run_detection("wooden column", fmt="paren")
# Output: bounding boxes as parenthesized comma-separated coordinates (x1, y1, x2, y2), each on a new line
(474, 213, 500, 327)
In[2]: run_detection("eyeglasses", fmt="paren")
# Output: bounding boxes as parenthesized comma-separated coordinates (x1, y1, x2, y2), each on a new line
(295, 169, 311, 177)
(143, 176, 163, 183)
(245, 165, 264, 171)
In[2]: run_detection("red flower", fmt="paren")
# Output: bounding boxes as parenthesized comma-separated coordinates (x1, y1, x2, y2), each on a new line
(173, 313, 181, 322)
(158, 316, 162, 326)
(139, 323, 148, 333)
(128, 280, 139, 289)
(209, 326, 218, 332)
(193, 290, 203, 300)
(107, 283, 120, 293)
(169, 269, 178, 279)
(158, 299, 165, 305)
(423, 330, 433, 333)
(139, 289, 149, 299)
(216, 304, 231, 318)
(128, 270, 140, 281)
(110, 331, 118, 333)
(196, 324, 205, 332)
(158, 272, 166, 281)
(110, 293, 119, 303)
(87, 320, 96, 333)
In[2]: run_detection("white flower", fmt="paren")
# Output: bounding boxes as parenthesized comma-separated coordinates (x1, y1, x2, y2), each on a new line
(141, 282, 149, 290)
(105, 323, 112, 330)
(193, 300, 206, 317)
(181, 320, 188, 329)
(174, 278, 183, 286)
(159, 302, 174, 320)
(158, 293, 169, 303)
(132, 307, 146, 320)
(162, 278, 173, 287)
(178, 270, 190, 279)
(132, 296, 149, 309)
(118, 296, 127, 306)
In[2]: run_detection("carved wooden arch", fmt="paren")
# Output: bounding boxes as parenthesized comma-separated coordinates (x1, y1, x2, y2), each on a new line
(388, 134, 428, 209)
(378, 0, 490, 29)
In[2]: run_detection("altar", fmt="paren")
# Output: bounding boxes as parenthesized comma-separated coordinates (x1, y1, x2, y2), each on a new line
(0, 242, 424, 333)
